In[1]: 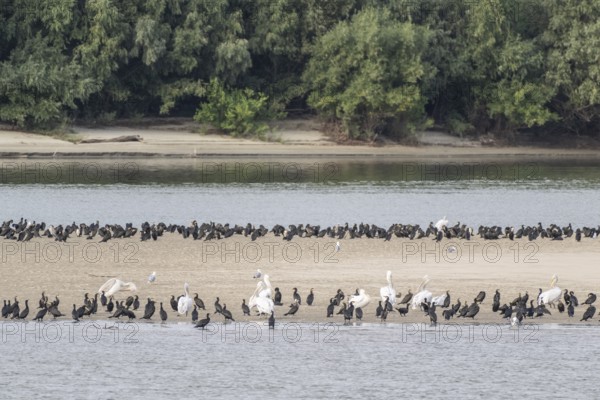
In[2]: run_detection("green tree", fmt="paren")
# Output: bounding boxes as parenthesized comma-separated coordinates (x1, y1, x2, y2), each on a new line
(303, 7, 430, 139)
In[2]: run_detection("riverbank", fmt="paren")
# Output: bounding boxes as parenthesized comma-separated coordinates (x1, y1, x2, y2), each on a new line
(2, 119, 600, 160)
(1, 234, 598, 325)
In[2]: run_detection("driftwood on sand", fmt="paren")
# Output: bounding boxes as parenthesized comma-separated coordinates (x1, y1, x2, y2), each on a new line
(78, 135, 143, 144)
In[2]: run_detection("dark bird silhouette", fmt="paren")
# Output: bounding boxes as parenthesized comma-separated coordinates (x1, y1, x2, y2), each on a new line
(18, 300, 29, 319)
(142, 299, 155, 319)
(241, 299, 250, 316)
(268, 311, 275, 329)
(194, 293, 205, 310)
(293, 288, 302, 305)
(474, 291, 486, 303)
(399, 290, 413, 304)
(72, 304, 79, 321)
(274, 288, 283, 306)
(583, 293, 597, 306)
(396, 304, 409, 316)
(192, 306, 198, 322)
(285, 301, 299, 316)
(195, 313, 211, 330)
(159, 303, 167, 322)
(221, 305, 235, 322)
(344, 303, 355, 324)
(32, 306, 47, 322)
(567, 302, 574, 317)
(170, 295, 178, 312)
(355, 307, 363, 320)
(581, 305, 596, 322)
(106, 297, 114, 313)
(428, 303, 437, 326)
(307, 289, 314, 306)
(326, 298, 335, 317)
(465, 302, 480, 319)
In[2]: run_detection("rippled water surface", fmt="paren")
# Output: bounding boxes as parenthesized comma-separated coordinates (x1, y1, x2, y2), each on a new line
(0, 321, 596, 399)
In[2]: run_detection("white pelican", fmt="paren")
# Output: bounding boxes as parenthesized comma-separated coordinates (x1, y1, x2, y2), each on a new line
(380, 270, 396, 305)
(431, 292, 447, 306)
(411, 275, 433, 309)
(98, 278, 137, 297)
(177, 283, 194, 316)
(249, 280, 274, 315)
(538, 274, 561, 307)
(335, 241, 340, 252)
(255, 296, 275, 315)
(248, 281, 265, 309)
(434, 216, 448, 231)
(148, 271, 156, 284)
(259, 274, 273, 299)
(349, 289, 371, 309)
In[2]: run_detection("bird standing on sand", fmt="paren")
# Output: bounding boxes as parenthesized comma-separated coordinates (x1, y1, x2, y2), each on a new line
(148, 272, 156, 284)
(160, 303, 167, 322)
(307, 289, 314, 306)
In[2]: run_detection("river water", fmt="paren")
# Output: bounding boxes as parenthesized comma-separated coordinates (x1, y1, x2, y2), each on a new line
(1, 158, 599, 398)
(0, 320, 597, 399)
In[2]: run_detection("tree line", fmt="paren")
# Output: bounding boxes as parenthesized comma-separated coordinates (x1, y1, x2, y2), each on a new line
(0, 0, 598, 140)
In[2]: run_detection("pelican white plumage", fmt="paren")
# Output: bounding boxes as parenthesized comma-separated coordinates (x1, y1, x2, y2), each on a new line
(380, 270, 396, 305)
(177, 283, 194, 316)
(434, 216, 448, 231)
(431, 292, 447, 306)
(411, 275, 433, 309)
(248, 281, 264, 310)
(98, 278, 137, 297)
(148, 271, 156, 284)
(335, 241, 340, 252)
(349, 289, 371, 309)
(259, 274, 273, 299)
(255, 296, 275, 315)
(248, 279, 274, 315)
(538, 274, 561, 307)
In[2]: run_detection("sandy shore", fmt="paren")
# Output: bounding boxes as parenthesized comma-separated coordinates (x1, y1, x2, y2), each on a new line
(1, 234, 599, 325)
(2, 119, 600, 160)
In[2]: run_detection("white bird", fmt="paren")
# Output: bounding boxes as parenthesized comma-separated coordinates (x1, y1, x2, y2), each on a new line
(411, 275, 433, 309)
(148, 271, 156, 284)
(259, 274, 273, 299)
(177, 282, 194, 316)
(255, 296, 275, 315)
(434, 216, 448, 231)
(98, 278, 137, 297)
(249, 280, 274, 315)
(335, 241, 340, 252)
(248, 281, 265, 310)
(349, 289, 371, 309)
(380, 270, 396, 305)
(538, 274, 561, 307)
(431, 292, 447, 306)
(253, 269, 262, 279)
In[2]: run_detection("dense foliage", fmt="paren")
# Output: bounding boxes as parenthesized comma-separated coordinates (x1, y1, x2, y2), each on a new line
(0, 0, 598, 139)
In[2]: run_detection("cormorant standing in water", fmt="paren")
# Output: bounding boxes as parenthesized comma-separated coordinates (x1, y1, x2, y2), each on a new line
(195, 314, 210, 329)
(268, 311, 275, 329)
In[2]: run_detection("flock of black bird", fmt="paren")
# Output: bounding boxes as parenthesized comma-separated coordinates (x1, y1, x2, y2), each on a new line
(1, 217, 599, 329)
(1, 218, 598, 243)
(3, 286, 599, 330)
